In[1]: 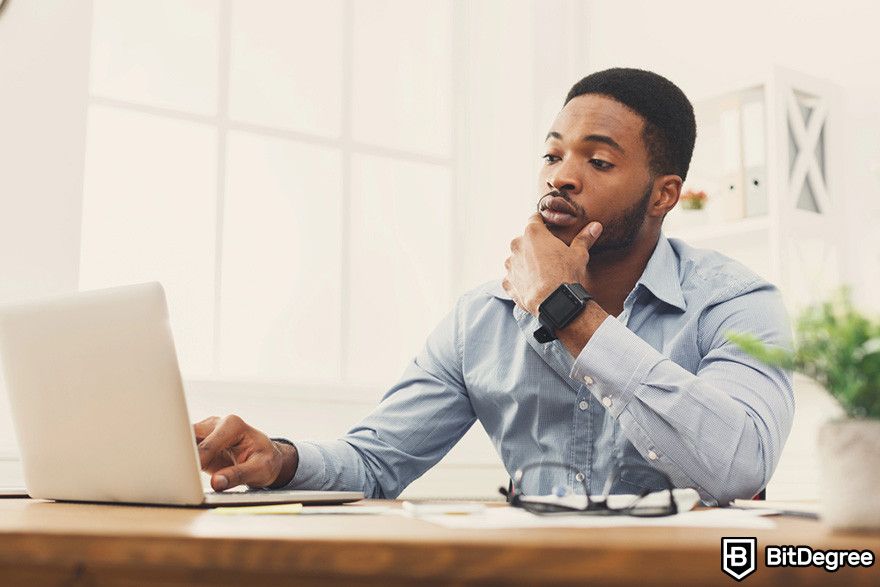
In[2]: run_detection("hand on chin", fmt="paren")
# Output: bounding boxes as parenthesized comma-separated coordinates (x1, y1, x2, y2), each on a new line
(545, 220, 588, 247)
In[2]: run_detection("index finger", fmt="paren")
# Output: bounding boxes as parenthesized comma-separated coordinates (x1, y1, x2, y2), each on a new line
(526, 211, 546, 227)
(197, 415, 246, 468)
(525, 211, 551, 235)
(193, 416, 219, 442)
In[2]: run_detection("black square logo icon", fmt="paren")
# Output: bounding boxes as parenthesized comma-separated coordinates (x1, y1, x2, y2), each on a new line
(721, 537, 757, 581)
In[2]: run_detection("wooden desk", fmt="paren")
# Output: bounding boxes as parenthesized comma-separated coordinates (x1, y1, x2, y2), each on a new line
(0, 498, 877, 586)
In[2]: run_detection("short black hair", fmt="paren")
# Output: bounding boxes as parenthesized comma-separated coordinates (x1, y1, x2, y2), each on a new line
(564, 68, 696, 182)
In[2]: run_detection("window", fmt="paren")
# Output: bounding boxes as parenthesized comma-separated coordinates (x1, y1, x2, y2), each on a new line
(82, 0, 455, 388)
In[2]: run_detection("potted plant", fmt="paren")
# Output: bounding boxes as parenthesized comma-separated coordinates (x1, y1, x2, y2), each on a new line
(665, 189, 710, 231)
(727, 288, 880, 530)
(679, 189, 709, 211)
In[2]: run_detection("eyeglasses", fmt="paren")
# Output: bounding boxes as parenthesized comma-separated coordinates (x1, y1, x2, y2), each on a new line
(498, 462, 678, 517)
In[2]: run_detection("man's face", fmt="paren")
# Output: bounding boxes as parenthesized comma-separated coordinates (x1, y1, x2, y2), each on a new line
(537, 94, 655, 254)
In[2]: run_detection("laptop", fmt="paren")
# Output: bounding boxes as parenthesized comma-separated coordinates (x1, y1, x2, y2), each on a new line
(0, 282, 363, 507)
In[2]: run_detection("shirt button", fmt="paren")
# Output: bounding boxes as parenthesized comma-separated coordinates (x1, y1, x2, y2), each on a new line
(578, 400, 589, 411)
(575, 472, 585, 482)
(602, 396, 613, 408)
(583, 375, 594, 385)
(648, 450, 658, 461)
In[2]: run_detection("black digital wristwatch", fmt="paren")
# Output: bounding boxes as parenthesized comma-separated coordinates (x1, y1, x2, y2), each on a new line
(533, 283, 592, 343)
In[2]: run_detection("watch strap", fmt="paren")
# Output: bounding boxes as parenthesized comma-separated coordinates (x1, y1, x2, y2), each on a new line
(533, 325, 556, 343)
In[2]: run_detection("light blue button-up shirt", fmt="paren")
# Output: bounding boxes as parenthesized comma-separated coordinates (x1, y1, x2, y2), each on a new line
(288, 234, 795, 506)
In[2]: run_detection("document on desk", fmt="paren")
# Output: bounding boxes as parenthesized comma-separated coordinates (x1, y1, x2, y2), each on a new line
(731, 499, 820, 519)
(211, 503, 305, 515)
(418, 489, 775, 530)
(419, 507, 776, 530)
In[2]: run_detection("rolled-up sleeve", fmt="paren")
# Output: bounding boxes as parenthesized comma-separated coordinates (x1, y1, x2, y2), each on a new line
(569, 285, 795, 506)
(287, 295, 477, 498)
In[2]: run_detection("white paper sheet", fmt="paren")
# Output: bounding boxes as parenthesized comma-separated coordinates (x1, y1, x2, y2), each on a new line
(731, 499, 820, 516)
(419, 507, 776, 530)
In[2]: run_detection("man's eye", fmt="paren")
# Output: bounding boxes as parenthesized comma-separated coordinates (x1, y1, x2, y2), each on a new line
(542, 154, 561, 164)
(590, 159, 613, 170)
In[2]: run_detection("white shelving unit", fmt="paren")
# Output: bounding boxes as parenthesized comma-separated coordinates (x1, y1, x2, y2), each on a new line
(667, 215, 771, 244)
(664, 67, 844, 312)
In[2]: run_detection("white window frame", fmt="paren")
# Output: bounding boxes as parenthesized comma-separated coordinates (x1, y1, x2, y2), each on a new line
(85, 0, 460, 399)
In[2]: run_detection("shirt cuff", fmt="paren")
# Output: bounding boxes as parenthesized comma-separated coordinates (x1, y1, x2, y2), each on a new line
(569, 315, 660, 418)
(287, 440, 327, 489)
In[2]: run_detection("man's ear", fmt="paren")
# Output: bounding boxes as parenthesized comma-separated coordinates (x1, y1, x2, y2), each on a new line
(650, 175, 683, 219)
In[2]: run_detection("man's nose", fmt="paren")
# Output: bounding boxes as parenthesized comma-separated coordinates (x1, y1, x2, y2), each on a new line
(547, 164, 581, 194)
(547, 177, 580, 195)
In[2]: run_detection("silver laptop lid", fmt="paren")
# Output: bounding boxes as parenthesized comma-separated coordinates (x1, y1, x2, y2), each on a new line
(0, 282, 205, 505)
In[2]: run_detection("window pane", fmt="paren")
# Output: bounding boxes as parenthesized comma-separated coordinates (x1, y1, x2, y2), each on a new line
(352, 0, 452, 156)
(90, 0, 219, 115)
(219, 132, 343, 381)
(79, 105, 217, 376)
(229, 0, 343, 136)
(348, 155, 452, 386)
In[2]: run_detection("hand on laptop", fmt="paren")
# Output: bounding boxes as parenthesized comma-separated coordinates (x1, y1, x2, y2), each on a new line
(193, 415, 298, 492)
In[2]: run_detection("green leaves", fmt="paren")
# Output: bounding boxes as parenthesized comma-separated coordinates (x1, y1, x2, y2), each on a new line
(727, 288, 880, 420)
(725, 331, 795, 370)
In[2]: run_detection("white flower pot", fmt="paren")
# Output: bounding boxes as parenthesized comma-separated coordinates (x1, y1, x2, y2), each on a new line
(817, 419, 880, 530)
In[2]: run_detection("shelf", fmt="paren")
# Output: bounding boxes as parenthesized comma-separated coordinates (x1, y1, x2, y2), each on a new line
(665, 215, 770, 245)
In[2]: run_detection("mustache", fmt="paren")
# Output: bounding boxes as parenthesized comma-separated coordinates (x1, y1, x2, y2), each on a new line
(537, 190, 584, 216)
(537, 189, 560, 212)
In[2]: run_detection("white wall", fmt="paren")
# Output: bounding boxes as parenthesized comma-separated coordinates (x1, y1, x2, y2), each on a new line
(455, 0, 590, 293)
(0, 0, 93, 484)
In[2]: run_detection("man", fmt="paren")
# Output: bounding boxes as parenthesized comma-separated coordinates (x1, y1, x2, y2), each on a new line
(195, 68, 794, 506)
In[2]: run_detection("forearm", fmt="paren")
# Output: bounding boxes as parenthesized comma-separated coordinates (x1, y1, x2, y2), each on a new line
(569, 315, 793, 505)
(554, 300, 610, 358)
(278, 438, 385, 497)
(273, 294, 474, 498)
(613, 360, 774, 504)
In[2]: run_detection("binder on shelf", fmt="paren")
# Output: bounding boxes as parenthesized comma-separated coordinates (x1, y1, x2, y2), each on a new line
(719, 105, 745, 222)
(741, 99, 767, 217)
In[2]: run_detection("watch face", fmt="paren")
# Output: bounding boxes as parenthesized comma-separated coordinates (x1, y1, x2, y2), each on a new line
(543, 288, 576, 320)
(541, 284, 588, 330)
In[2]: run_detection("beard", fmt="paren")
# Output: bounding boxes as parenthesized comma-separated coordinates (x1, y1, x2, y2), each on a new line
(538, 180, 652, 254)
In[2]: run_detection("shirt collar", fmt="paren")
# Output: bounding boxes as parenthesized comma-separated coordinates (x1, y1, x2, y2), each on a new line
(486, 232, 686, 312)
(636, 232, 687, 312)
(487, 280, 513, 300)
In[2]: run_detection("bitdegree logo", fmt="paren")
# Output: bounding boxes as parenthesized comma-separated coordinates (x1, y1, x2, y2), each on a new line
(765, 545, 875, 572)
(722, 537, 876, 580)
(722, 538, 757, 581)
